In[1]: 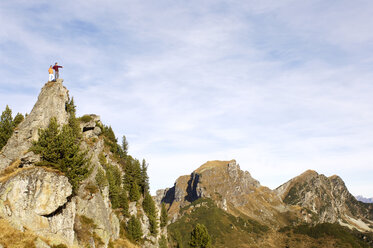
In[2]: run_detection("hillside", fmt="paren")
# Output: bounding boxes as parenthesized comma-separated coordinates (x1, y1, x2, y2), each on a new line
(0, 80, 166, 248)
(158, 160, 373, 247)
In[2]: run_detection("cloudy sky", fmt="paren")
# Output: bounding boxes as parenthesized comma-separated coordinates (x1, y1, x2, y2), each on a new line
(1, 0, 373, 196)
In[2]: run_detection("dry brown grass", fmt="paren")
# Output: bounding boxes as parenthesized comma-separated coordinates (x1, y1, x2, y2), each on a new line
(0, 218, 38, 248)
(194, 160, 234, 173)
(0, 161, 64, 183)
(111, 238, 139, 248)
(0, 159, 29, 183)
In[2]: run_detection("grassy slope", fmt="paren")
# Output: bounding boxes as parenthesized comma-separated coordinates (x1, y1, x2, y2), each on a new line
(168, 198, 373, 248)
(168, 198, 269, 248)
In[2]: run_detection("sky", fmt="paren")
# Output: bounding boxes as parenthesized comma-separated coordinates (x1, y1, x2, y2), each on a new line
(1, 0, 373, 197)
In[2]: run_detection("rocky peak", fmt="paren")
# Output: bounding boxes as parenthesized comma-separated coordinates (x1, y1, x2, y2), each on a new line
(276, 170, 373, 231)
(0, 80, 70, 172)
(160, 160, 289, 225)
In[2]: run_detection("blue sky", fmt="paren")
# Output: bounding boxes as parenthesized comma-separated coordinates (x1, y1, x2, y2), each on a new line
(1, 0, 373, 196)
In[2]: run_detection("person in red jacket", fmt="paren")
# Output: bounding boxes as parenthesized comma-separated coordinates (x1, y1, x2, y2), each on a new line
(53, 62, 63, 79)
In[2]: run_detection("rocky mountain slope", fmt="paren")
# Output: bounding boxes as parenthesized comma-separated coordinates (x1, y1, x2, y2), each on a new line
(276, 170, 373, 231)
(0, 80, 166, 248)
(159, 160, 373, 247)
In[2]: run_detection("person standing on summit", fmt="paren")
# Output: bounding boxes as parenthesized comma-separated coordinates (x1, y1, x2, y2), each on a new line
(53, 62, 63, 79)
(48, 65, 54, 82)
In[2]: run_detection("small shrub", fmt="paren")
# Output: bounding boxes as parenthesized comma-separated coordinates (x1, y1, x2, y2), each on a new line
(85, 182, 99, 194)
(159, 235, 168, 248)
(50, 245, 68, 248)
(78, 115, 93, 123)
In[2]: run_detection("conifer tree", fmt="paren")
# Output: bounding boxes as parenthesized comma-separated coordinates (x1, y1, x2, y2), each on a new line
(129, 181, 140, 202)
(160, 203, 168, 228)
(142, 192, 156, 217)
(140, 159, 149, 195)
(142, 192, 158, 235)
(126, 215, 143, 242)
(106, 165, 121, 208)
(0, 105, 14, 150)
(95, 167, 108, 190)
(30, 117, 90, 192)
(13, 113, 24, 127)
(122, 135, 128, 156)
(119, 187, 129, 216)
(189, 224, 212, 248)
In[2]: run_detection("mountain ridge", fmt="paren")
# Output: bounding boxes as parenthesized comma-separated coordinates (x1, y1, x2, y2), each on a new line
(159, 160, 373, 247)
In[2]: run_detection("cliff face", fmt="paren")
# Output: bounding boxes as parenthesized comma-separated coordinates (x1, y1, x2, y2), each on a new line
(0, 80, 164, 248)
(159, 160, 292, 226)
(276, 170, 373, 231)
(160, 161, 373, 247)
(0, 80, 69, 173)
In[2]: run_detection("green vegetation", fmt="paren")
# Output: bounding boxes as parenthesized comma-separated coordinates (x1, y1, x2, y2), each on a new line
(168, 198, 268, 248)
(50, 244, 68, 248)
(159, 235, 168, 248)
(74, 215, 103, 247)
(142, 192, 158, 235)
(30, 117, 90, 193)
(0, 105, 24, 150)
(122, 135, 128, 156)
(126, 215, 143, 242)
(189, 223, 212, 248)
(279, 223, 371, 248)
(160, 203, 168, 228)
(95, 167, 108, 190)
(78, 114, 93, 123)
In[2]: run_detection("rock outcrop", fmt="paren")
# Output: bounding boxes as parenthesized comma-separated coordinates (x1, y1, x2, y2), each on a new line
(160, 160, 290, 226)
(0, 80, 69, 173)
(0, 167, 75, 245)
(0, 80, 165, 247)
(276, 170, 373, 231)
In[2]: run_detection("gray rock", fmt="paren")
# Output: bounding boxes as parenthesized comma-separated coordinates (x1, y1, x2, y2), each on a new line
(0, 167, 74, 246)
(0, 80, 70, 173)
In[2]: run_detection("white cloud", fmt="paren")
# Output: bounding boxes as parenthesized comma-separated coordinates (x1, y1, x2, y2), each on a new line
(1, 0, 373, 197)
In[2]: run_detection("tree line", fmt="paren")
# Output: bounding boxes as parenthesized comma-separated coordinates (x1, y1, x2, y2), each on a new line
(0, 105, 24, 150)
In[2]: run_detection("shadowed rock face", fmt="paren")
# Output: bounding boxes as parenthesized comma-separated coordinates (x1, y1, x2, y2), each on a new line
(160, 160, 290, 226)
(0, 80, 70, 173)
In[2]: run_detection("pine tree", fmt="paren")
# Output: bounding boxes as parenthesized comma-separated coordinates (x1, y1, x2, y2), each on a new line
(142, 192, 158, 235)
(160, 203, 168, 228)
(126, 215, 143, 242)
(133, 159, 141, 186)
(106, 165, 121, 208)
(148, 215, 158, 236)
(140, 159, 149, 195)
(189, 224, 212, 248)
(129, 181, 140, 202)
(13, 113, 24, 127)
(30, 117, 61, 168)
(30, 117, 90, 193)
(119, 187, 129, 216)
(142, 192, 156, 217)
(123, 157, 141, 194)
(0, 105, 14, 150)
(95, 167, 108, 190)
(122, 135, 128, 156)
